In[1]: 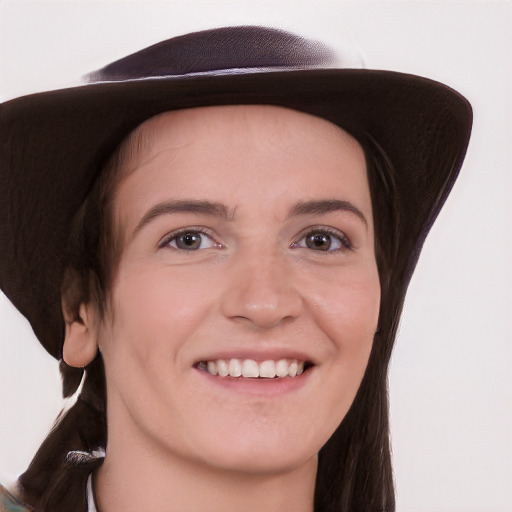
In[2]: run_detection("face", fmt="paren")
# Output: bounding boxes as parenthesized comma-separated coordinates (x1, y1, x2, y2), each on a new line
(93, 105, 380, 475)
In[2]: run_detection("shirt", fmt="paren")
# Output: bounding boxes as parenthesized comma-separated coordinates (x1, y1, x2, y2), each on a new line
(0, 476, 96, 512)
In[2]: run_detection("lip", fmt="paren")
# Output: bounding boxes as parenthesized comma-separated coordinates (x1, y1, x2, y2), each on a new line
(194, 363, 314, 397)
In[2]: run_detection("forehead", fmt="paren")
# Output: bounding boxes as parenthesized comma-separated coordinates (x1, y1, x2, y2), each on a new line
(119, 105, 364, 178)
(112, 105, 372, 234)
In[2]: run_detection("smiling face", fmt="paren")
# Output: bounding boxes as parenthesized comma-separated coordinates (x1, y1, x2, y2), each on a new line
(85, 105, 380, 476)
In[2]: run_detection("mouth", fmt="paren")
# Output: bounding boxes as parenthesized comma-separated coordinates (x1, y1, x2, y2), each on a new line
(195, 358, 315, 379)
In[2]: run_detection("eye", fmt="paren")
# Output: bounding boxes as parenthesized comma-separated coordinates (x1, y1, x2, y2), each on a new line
(292, 228, 352, 252)
(160, 229, 219, 251)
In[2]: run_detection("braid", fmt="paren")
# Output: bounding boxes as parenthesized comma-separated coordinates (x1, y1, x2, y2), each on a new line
(18, 357, 106, 511)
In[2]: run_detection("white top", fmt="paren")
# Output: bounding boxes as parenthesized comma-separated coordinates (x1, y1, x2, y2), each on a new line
(86, 474, 97, 512)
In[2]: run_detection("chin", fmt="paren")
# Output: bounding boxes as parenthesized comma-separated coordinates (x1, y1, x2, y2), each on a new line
(206, 445, 318, 477)
(183, 420, 328, 477)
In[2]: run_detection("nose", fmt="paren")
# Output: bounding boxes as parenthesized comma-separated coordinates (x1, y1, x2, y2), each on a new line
(220, 250, 303, 329)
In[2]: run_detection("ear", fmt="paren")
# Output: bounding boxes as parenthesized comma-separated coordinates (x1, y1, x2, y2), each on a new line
(62, 301, 99, 368)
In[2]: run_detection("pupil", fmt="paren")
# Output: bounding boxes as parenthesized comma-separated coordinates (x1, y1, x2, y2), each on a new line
(178, 233, 201, 249)
(307, 233, 331, 251)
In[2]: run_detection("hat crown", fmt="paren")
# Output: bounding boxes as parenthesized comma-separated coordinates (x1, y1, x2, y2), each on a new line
(88, 26, 338, 82)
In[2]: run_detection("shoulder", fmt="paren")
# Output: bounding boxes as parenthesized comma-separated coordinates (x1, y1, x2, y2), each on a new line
(0, 483, 33, 512)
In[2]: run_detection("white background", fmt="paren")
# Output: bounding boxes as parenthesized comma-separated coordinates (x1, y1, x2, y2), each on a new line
(0, 1, 511, 511)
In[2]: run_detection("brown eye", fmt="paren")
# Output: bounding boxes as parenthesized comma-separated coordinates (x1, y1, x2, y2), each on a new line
(292, 228, 351, 252)
(306, 232, 333, 251)
(162, 230, 217, 251)
(175, 232, 203, 250)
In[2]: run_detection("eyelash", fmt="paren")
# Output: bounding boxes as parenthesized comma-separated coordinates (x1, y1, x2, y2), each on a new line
(159, 226, 352, 253)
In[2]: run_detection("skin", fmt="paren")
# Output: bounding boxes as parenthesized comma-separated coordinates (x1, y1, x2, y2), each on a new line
(63, 105, 380, 512)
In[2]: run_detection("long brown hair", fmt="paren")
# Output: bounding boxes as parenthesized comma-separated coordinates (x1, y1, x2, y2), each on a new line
(19, 122, 402, 512)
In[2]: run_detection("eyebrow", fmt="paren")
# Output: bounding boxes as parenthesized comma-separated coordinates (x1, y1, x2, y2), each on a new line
(133, 197, 367, 237)
(134, 200, 233, 235)
(287, 199, 368, 226)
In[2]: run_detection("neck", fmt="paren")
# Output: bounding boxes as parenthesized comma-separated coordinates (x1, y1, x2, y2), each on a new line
(94, 428, 317, 512)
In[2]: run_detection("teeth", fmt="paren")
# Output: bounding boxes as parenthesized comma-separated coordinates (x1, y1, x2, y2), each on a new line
(217, 359, 229, 377)
(276, 359, 289, 377)
(207, 361, 217, 376)
(259, 360, 276, 378)
(199, 358, 309, 379)
(242, 359, 259, 378)
(228, 359, 242, 377)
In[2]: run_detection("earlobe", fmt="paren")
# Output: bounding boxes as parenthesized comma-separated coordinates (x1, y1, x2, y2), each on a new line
(62, 302, 99, 368)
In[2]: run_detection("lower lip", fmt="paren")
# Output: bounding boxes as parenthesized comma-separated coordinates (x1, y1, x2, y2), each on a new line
(194, 367, 314, 396)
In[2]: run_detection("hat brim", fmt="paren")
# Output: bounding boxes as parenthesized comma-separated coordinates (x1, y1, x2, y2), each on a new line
(0, 68, 472, 358)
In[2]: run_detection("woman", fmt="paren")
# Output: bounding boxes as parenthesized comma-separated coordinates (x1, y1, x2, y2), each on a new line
(0, 26, 471, 511)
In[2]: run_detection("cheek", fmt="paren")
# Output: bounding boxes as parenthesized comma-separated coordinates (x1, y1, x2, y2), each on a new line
(117, 261, 211, 320)
(290, 264, 380, 445)
(97, 264, 218, 428)
(100, 261, 219, 366)
(308, 264, 381, 349)
(306, 263, 380, 402)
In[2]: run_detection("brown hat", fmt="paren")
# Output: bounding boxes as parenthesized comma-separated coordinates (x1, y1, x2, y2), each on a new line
(0, 26, 472, 359)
